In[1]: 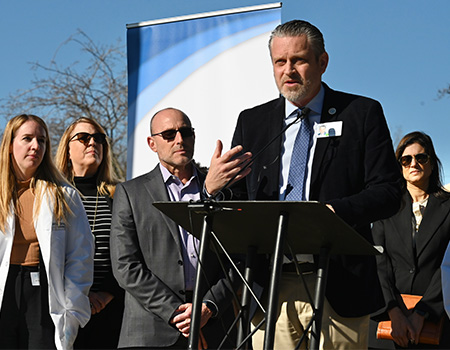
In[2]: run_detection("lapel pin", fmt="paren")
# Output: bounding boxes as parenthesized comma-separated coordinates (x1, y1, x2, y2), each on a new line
(328, 108, 337, 115)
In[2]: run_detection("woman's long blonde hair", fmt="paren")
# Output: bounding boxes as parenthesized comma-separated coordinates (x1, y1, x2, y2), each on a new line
(0, 114, 72, 232)
(55, 117, 118, 197)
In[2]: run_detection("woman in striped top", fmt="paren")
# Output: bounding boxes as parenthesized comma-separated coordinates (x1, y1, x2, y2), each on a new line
(56, 117, 124, 349)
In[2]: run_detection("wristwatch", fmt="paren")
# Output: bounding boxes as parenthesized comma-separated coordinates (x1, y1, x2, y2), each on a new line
(203, 300, 218, 318)
(414, 308, 429, 319)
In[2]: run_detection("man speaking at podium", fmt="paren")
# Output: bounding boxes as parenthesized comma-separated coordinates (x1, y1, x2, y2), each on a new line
(231, 20, 402, 349)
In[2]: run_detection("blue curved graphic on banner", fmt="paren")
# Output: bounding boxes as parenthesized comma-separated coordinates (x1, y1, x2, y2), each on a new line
(130, 19, 277, 129)
(126, 6, 281, 176)
(128, 9, 278, 98)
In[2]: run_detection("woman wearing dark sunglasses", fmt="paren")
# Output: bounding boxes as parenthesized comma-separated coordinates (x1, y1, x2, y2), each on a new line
(55, 118, 124, 349)
(373, 131, 450, 348)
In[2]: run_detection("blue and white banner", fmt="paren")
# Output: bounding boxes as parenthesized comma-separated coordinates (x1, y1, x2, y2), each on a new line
(127, 3, 281, 178)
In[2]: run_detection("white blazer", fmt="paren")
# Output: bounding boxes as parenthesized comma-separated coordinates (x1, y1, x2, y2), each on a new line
(0, 185, 94, 350)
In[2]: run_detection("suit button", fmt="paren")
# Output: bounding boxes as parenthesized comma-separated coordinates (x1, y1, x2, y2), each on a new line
(179, 290, 185, 295)
(178, 260, 183, 266)
(409, 268, 415, 274)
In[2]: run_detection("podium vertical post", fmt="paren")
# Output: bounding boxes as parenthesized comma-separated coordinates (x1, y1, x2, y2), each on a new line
(188, 213, 214, 350)
(264, 212, 290, 350)
(309, 246, 330, 350)
(237, 245, 257, 350)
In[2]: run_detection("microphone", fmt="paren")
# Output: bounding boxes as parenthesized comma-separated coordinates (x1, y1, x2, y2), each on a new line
(212, 107, 311, 200)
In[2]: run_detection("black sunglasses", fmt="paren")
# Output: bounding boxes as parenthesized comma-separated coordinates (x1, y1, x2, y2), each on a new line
(399, 153, 430, 167)
(69, 132, 107, 145)
(151, 127, 195, 141)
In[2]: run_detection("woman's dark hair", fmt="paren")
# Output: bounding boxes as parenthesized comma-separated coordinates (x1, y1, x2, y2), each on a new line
(395, 131, 449, 198)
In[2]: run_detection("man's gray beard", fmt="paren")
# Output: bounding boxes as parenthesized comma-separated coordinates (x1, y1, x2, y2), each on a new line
(281, 89, 308, 105)
(282, 90, 304, 103)
(279, 80, 311, 104)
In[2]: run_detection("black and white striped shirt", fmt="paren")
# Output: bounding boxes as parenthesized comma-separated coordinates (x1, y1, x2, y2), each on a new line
(74, 176, 113, 292)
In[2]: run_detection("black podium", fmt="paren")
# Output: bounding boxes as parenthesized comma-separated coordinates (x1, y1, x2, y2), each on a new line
(154, 200, 381, 350)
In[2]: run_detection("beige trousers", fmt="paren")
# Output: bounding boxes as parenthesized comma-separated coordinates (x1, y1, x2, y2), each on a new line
(252, 272, 369, 350)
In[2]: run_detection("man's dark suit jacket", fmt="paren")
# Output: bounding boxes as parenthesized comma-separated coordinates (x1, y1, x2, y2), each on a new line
(110, 165, 236, 348)
(373, 192, 450, 321)
(231, 83, 402, 317)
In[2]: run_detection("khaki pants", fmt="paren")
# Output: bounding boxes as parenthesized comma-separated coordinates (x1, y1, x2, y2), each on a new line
(252, 272, 369, 350)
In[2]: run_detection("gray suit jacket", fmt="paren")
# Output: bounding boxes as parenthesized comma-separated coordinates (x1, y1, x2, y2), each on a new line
(110, 165, 236, 348)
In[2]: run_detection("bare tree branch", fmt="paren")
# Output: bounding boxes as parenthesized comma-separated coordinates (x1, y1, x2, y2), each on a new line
(0, 29, 127, 179)
(438, 84, 450, 99)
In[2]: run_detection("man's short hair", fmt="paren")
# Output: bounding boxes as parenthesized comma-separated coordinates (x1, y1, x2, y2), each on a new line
(268, 19, 326, 60)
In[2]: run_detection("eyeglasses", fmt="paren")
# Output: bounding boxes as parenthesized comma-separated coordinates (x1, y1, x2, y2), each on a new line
(69, 132, 107, 145)
(399, 153, 430, 167)
(151, 127, 195, 141)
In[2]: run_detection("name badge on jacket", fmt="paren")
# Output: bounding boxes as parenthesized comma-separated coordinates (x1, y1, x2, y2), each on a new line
(316, 121, 343, 138)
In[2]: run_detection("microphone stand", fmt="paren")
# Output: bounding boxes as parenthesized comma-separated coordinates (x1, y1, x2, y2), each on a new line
(188, 107, 311, 349)
(212, 107, 311, 200)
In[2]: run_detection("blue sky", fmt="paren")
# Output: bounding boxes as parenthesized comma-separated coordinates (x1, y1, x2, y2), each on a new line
(1, 0, 450, 183)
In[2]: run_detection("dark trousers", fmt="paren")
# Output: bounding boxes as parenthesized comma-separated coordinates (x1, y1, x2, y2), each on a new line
(0, 264, 56, 349)
(75, 294, 124, 349)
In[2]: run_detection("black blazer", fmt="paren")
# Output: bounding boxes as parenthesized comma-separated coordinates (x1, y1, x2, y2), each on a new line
(373, 192, 450, 320)
(110, 165, 236, 348)
(231, 83, 402, 317)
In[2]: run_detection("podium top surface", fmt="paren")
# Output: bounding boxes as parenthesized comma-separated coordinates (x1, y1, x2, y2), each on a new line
(153, 200, 380, 256)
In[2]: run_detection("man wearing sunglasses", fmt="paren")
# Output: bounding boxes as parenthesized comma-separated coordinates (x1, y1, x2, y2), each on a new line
(230, 20, 403, 349)
(110, 108, 251, 349)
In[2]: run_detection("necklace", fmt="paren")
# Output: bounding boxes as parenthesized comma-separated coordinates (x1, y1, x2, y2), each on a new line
(91, 190, 99, 234)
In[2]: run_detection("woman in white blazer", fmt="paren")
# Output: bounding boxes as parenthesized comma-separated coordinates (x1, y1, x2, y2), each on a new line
(0, 114, 94, 349)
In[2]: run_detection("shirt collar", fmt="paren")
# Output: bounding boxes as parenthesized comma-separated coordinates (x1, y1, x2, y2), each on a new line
(159, 162, 198, 185)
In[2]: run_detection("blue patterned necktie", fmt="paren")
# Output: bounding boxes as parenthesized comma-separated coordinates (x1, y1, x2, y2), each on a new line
(285, 109, 313, 201)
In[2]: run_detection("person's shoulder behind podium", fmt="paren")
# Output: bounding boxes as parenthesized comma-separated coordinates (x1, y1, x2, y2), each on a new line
(110, 107, 251, 349)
